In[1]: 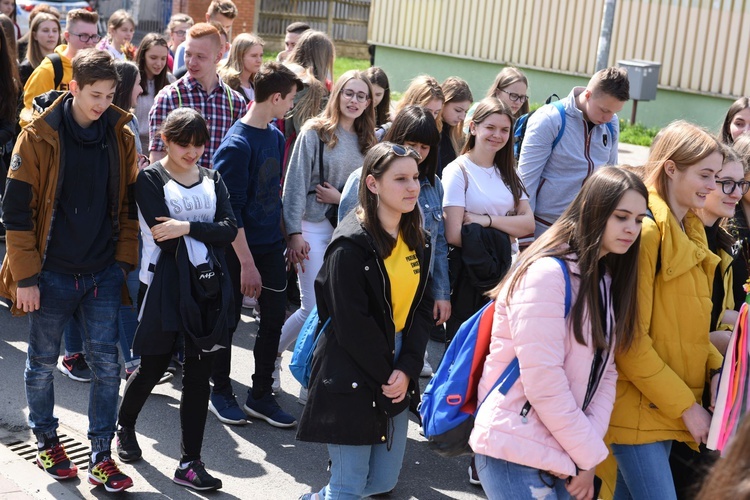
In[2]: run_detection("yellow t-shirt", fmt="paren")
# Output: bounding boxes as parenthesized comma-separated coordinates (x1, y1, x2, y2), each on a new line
(383, 234, 420, 332)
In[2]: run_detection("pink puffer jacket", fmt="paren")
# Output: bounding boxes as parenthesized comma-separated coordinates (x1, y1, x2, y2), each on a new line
(469, 257, 617, 477)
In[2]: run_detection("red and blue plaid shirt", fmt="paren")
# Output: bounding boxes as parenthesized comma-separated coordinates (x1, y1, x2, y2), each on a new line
(148, 74, 246, 169)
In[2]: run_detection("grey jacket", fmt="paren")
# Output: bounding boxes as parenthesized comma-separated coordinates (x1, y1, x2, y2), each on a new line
(518, 87, 619, 236)
(281, 126, 365, 234)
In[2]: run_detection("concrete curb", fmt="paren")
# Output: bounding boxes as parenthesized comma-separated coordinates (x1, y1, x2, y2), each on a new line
(0, 430, 80, 499)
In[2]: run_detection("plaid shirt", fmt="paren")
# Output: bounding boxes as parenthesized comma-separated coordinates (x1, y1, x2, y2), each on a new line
(148, 74, 246, 169)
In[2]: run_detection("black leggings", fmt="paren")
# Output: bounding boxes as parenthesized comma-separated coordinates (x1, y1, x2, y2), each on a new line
(118, 350, 215, 463)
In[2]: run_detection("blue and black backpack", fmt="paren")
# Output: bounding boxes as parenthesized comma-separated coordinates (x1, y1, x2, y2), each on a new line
(513, 94, 615, 161)
(420, 257, 571, 457)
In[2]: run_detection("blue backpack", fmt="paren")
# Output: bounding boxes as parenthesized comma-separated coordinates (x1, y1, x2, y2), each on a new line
(289, 306, 331, 389)
(513, 96, 615, 161)
(420, 257, 571, 457)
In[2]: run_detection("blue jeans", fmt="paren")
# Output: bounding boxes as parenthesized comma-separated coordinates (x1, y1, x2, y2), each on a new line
(611, 441, 677, 500)
(25, 264, 124, 453)
(320, 333, 407, 500)
(475, 454, 571, 499)
(63, 268, 140, 368)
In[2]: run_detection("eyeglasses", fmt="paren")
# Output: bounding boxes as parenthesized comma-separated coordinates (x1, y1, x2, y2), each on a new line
(69, 31, 101, 43)
(498, 89, 528, 103)
(716, 179, 750, 195)
(341, 89, 370, 103)
(172, 29, 187, 37)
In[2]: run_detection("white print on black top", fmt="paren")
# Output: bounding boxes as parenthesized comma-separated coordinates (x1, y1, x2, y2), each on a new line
(163, 176, 217, 222)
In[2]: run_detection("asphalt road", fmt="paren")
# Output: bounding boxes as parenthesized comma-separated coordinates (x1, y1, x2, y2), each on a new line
(0, 242, 485, 500)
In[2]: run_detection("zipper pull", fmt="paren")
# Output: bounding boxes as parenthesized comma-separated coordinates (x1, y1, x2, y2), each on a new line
(520, 401, 532, 424)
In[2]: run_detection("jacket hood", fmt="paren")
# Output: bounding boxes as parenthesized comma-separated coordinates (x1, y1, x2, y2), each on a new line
(327, 209, 375, 255)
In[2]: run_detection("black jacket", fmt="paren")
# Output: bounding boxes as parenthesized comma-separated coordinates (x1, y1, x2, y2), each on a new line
(133, 165, 238, 356)
(297, 211, 434, 446)
(446, 223, 512, 340)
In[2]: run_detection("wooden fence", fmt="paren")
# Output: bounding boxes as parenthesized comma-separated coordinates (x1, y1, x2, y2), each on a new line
(257, 0, 370, 57)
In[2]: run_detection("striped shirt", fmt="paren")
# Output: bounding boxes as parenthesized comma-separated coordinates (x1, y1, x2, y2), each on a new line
(148, 74, 246, 169)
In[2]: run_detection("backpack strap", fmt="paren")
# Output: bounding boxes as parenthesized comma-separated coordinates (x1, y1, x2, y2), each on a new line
(491, 256, 571, 398)
(457, 158, 469, 195)
(318, 138, 325, 184)
(48, 53, 64, 89)
(551, 101, 567, 151)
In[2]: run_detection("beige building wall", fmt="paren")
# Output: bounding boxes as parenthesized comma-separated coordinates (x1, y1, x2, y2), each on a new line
(369, 0, 750, 99)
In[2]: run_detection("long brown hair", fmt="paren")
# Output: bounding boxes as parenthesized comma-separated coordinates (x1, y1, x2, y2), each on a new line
(26, 13, 61, 67)
(720, 97, 750, 145)
(308, 70, 376, 154)
(487, 67, 529, 117)
(441, 76, 473, 155)
(357, 142, 424, 258)
(136, 33, 170, 96)
(462, 97, 525, 208)
(491, 166, 646, 353)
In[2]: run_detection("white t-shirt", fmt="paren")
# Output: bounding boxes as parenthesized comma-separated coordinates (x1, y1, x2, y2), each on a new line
(442, 155, 527, 216)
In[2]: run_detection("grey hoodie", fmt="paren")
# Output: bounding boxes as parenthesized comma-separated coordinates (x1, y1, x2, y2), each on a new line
(518, 87, 619, 236)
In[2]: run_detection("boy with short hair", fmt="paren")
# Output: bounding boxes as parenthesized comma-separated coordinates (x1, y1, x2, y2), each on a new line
(148, 22, 245, 168)
(173, 0, 237, 71)
(518, 66, 630, 237)
(211, 61, 303, 427)
(21, 8, 100, 126)
(0, 48, 138, 492)
(276, 22, 310, 62)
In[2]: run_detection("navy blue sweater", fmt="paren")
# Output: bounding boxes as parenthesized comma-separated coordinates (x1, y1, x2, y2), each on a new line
(213, 120, 285, 254)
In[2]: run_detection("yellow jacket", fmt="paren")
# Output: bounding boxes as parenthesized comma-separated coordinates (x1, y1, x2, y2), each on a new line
(607, 189, 722, 445)
(20, 45, 72, 127)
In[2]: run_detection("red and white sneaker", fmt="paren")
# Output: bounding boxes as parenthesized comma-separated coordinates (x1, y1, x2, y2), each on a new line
(36, 442, 78, 480)
(88, 453, 133, 492)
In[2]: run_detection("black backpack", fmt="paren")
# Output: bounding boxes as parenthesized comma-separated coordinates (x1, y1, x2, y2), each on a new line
(17, 53, 64, 127)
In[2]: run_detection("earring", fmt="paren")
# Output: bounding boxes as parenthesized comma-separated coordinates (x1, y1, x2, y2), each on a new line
(376, 192, 380, 208)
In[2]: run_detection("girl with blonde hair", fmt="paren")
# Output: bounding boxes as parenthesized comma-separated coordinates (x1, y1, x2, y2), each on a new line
(18, 12, 60, 85)
(605, 121, 726, 500)
(219, 32, 264, 102)
(97, 9, 136, 60)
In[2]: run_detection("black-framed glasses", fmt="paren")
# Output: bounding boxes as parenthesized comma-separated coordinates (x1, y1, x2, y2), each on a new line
(498, 89, 528, 103)
(172, 29, 187, 37)
(69, 31, 101, 43)
(341, 89, 370, 103)
(717, 179, 750, 195)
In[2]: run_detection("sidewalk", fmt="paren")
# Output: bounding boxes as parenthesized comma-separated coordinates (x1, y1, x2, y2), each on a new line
(0, 429, 77, 499)
(618, 142, 650, 166)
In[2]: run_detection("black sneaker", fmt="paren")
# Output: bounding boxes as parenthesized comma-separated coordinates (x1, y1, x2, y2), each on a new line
(88, 453, 133, 492)
(116, 425, 142, 463)
(173, 460, 222, 491)
(58, 353, 91, 382)
(36, 440, 78, 480)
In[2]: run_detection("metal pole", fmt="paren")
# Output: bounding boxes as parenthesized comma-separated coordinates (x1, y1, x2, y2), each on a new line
(327, 0, 334, 37)
(631, 100, 638, 125)
(595, 0, 617, 71)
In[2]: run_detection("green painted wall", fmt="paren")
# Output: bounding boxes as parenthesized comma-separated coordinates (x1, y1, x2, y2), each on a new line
(374, 46, 735, 132)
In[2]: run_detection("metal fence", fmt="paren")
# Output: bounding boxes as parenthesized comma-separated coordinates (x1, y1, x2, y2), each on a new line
(93, 0, 170, 44)
(257, 0, 370, 45)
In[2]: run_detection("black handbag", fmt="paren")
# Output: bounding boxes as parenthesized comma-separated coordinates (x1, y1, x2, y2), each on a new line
(317, 138, 339, 228)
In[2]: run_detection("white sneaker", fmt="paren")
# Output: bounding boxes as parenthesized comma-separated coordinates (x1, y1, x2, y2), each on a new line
(420, 359, 434, 378)
(297, 387, 308, 405)
(272, 356, 282, 393)
(242, 296, 257, 309)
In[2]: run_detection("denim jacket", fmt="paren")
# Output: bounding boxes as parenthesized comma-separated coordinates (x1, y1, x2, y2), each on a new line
(338, 169, 450, 301)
